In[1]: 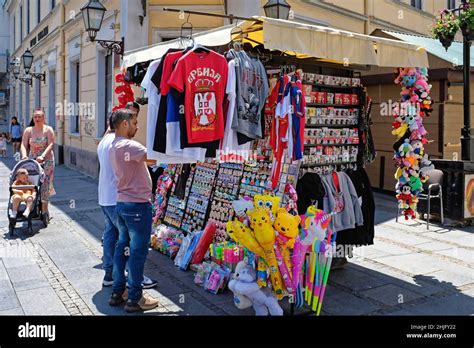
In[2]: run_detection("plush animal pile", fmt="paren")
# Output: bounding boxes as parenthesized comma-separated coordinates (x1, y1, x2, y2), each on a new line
(392, 67, 435, 219)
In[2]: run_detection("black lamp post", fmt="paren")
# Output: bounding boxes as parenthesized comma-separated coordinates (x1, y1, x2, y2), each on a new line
(438, 0, 474, 161)
(21, 49, 46, 83)
(81, 0, 124, 56)
(263, 0, 291, 20)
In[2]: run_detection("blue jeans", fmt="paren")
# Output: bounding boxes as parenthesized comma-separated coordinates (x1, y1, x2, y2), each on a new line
(113, 201, 152, 302)
(100, 205, 119, 275)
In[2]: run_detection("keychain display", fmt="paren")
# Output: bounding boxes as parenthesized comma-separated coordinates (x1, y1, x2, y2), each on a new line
(306, 107, 359, 126)
(163, 164, 195, 228)
(181, 162, 219, 233)
(239, 160, 273, 198)
(208, 162, 245, 242)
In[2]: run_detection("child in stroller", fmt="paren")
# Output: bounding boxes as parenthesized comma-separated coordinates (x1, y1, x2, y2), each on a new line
(10, 168, 36, 218)
(8, 159, 47, 236)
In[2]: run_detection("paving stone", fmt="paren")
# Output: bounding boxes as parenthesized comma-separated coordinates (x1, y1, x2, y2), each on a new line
(16, 286, 69, 315)
(389, 292, 474, 315)
(416, 241, 453, 252)
(360, 284, 425, 307)
(318, 284, 379, 315)
(434, 247, 474, 263)
(371, 253, 442, 275)
(425, 270, 474, 288)
(0, 279, 16, 297)
(0, 294, 22, 311)
(328, 267, 391, 291)
(61, 266, 103, 295)
(12, 278, 50, 292)
(6, 264, 47, 284)
(0, 307, 25, 315)
(375, 225, 432, 246)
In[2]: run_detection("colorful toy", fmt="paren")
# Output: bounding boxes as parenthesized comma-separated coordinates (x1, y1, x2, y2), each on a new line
(253, 194, 281, 221)
(226, 220, 265, 257)
(228, 261, 283, 316)
(248, 208, 285, 299)
(273, 208, 300, 248)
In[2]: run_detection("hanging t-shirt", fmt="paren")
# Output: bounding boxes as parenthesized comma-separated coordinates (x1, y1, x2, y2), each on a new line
(151, 48, 182, 154)
(168, 50, 228, 144)
(140, 58, 162, 160)
(231, 50, 269, 139)
(165, 89, 206, 162)
(220, 58, 250, 162)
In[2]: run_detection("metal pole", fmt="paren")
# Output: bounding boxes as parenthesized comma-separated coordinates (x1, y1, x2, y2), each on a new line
(461, 37, 472, 161)
(461, 0, 473, 161)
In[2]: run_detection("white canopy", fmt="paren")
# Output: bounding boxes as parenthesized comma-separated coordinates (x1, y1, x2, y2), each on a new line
(123, 16, 429, 68)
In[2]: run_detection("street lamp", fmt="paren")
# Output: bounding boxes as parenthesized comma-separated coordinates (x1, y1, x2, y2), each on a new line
(436, 0, 474, 161)
(22, 49, 33, 75)
(263, 0, 291, 20)
(21, 49, 46, 83)
(19, 75, 33, 87)
(80, 0, 124, 56)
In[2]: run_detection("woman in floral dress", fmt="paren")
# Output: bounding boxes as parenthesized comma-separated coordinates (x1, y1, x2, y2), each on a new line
(21, 109, 56, 221)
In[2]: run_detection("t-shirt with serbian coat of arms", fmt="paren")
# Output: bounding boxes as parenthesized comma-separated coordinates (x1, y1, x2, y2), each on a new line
(168, 50, 228, 144)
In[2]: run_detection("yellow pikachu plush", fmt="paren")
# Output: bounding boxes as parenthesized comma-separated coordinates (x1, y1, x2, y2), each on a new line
(273, 208, 301, 249)
(248, 208, 275, 248)
(226, 220, 265, 257)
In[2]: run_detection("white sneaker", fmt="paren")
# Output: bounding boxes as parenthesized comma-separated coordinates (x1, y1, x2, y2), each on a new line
(23, 208, 31, 217)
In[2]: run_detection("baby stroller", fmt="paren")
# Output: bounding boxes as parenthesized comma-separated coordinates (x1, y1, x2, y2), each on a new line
(8, 159, 48, 236)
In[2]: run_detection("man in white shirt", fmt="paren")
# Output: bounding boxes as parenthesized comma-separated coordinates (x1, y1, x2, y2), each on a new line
(97, 108, 157, 289)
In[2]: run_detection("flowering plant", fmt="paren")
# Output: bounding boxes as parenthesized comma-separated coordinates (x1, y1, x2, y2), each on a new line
(432, 11, 459, 39)
(458, 2, 474, 30)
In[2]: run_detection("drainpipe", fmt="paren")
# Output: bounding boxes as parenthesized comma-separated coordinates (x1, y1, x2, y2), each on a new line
(57, 1, 65, 164)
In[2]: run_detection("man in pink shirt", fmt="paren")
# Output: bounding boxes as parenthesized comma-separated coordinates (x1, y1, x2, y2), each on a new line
(108, 108, 159, 312)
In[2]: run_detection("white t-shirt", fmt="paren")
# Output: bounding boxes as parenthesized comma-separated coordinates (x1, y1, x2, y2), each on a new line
(141, 59, 162, 160)
(97, 133, 117, 206)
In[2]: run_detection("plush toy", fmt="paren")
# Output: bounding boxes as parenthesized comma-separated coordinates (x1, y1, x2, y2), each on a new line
(248, 208, 285, 299)
(420, 154, 435, 175)
(229, 261, 254, 310)
(284, 184, 298, 215)
(113, 72, 135, 111)
(273, 208, 301, 249)
(398, 139, 414, 157)
(395, 167, 410, 184)
(254, 194, 281, 221)
(228, 261, 283, 316)
(414, 116, 428, 136)
(392, 123, 408, 138)
(409, 175, 423, 193)
(226, 220, 264, 257)
(411, 139, 424, 156)
(401, 73, 417, 87)
(396, 185, 413, 208)
(403, 207, 417, 220)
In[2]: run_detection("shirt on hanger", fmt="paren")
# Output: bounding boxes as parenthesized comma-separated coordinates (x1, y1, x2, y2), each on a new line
(140, 58, 162, 160)
(168, 50, 228, 144)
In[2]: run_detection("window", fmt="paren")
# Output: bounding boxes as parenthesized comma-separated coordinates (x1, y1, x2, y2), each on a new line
(20, 5, 22, 40)
(25, 84, 30, 126)
(51, 0, 55, 10)
(447, 0, 457, 9)
(69, 61, 80, 134)
(27, 0, 30, 33)
(410, 0, 423, 10)
(48, 70, 56, 129)
(35, 70, 41, 109)
(13, 15, 15, 49)
(37, 0, 41, 24)
(104, 53, 112, 133)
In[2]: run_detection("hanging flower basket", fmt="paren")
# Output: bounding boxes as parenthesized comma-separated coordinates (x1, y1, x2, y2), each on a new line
(439, 33, 456, 50)
(459, 3, 474, 41)
(432, 10, 459, 51)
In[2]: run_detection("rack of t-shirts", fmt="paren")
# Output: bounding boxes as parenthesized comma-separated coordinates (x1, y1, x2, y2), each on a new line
(139, 45, 270, 164)
(295, 167, 375, 246)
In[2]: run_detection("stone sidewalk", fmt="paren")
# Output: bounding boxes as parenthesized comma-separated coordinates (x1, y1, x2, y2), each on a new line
(0, 153, 473, 316)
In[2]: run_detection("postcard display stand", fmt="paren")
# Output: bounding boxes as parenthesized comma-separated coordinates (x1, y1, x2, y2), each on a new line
(301, 72, 366, 174)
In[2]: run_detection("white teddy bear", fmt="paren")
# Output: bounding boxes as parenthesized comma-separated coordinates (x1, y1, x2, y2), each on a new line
(228, 261, 283, 316)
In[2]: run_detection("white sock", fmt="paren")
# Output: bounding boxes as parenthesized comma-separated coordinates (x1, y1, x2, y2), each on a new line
(10, 210, 17, 218)
(24, 208, 30, 216)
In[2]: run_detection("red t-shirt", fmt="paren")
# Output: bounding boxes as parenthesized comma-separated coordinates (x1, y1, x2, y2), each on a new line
(168, 50, 228, 144)
(160, 51, 184, 96)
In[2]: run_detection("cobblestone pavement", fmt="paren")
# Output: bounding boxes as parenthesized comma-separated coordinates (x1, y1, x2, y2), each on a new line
(0, 151, 473, 316)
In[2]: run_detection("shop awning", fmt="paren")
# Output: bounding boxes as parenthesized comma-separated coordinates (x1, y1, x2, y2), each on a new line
(380, 29, 474, 68)
(122, 16, 429, 68)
